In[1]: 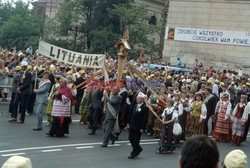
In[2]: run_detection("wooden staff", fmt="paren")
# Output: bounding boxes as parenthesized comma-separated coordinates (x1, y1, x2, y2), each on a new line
(127, 66, 162, 122)
(144, 99, 163, 122)
(71, 69, 103, 91)
(34, 59, 38, 89)
(128, 63, 167, 106)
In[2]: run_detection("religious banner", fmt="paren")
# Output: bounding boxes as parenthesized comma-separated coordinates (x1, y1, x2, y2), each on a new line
(165, 27, 250, 47)
(38, 41, 105, 68)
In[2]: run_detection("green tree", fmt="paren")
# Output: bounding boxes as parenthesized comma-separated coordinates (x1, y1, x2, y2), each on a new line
(45, 0, 161, 57)
(0, 1, 44, 50)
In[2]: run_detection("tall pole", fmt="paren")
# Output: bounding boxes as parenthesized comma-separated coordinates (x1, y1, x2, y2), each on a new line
(159, 1, 169, 58)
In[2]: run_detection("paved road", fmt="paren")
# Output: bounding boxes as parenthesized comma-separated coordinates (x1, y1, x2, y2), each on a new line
(0, 103, 249, 168)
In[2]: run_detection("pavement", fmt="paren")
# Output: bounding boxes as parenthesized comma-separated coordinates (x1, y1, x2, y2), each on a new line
(0, 103, 250, 168)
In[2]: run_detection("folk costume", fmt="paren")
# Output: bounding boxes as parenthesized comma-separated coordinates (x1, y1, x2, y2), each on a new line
(157, 101, 178, 154)
(213, 93, 232, 142)
(231, 96, 248, 145)
(185, 93, 207, 139)
(48, 84, 72, 137)
(79, 89, 90, 125)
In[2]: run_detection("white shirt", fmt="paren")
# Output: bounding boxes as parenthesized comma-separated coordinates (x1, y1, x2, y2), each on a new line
(161, 106, 178, 121)
(216, 100, 232, 120)
(212, 84, 219, 97)
(232, 103, 248, 121)
(174, 101, 183, 116)
(244, 102, 250, 115)
(136, 103, 143, 111)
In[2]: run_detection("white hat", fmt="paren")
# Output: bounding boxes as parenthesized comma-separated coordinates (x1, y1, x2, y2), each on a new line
(49, 64, 55, 71)
(224, 150, 247, 168)
(1, 156, 32, 168)
(137, 92, 146, 99)
(21, 61, 28, 67)
(186, 79, 191, 83)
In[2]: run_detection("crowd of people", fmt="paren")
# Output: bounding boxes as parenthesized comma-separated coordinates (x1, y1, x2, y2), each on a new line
(0, 48, 250, 163)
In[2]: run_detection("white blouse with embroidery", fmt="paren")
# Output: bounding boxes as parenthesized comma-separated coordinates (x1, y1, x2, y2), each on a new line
(161, 106, 178, 121)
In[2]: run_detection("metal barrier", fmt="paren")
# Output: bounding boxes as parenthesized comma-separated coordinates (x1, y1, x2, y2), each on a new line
(0, 76, 13, 101)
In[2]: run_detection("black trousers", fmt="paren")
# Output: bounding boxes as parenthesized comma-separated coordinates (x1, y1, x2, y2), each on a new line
(204, 112, 214, 135)
(11, 93, 21, 119)
(129, 129, 142, 157)
(75, 93, 83, 114)
(88, 107, 102, 133)
(243, 114, 250, 141)
(19, 95, 31, 122)
(9, 93, 16, 113)
(27, 92, 36, 114)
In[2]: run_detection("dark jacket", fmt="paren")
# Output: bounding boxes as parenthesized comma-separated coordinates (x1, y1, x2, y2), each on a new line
(205, 95, 218, 116)
(74, 76, 85, 95)
(119, 89, 128, 114)
(128, 103, 149, 131)
(19, 70, 32, 95)
(87, 90, 103, 110)
(48, 73, 56, 93)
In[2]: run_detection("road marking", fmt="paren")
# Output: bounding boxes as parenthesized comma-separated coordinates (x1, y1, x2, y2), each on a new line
(109, 144, 121, 147)
(126, 142, 158, 146)
(116, 139, 159, 144)
(140, 142, 158, 145)
(42, 120, 80, 123)
(41, 149, 62, 153)
(76, 146, 95, 149)
(2, 153, 26, 157)
(0, 139, 158, 154)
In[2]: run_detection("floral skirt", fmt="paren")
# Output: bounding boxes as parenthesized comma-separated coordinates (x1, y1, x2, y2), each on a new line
(185, 115, 204, 139)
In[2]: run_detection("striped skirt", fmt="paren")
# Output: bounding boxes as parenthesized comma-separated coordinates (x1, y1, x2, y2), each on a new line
(51, 100, 71, 117)
(213, 113, 231, 142)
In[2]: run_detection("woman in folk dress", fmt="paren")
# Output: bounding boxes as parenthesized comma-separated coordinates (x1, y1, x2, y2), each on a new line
(231, 95, 248, 146)
(185, 92, 207, 139)
(157, 98, 178, 154)
(213, 93, 232, 142)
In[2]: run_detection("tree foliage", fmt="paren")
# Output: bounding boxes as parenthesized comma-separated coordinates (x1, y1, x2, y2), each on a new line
(0, 0, 44, 50)
(45, 0, 161, 57)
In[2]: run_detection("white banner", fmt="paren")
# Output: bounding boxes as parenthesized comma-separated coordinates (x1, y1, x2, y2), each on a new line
(165, 27, 250, 47)
(38, 41, 105, 68)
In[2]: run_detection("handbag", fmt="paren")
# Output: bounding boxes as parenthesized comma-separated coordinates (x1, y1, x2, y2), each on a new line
(173, 117, 182, 136)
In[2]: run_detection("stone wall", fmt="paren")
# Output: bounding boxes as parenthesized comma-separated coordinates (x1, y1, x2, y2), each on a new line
(163, 0, 250, 73)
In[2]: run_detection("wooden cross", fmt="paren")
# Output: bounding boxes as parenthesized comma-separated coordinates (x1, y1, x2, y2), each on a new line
(115, 27, 131, 80)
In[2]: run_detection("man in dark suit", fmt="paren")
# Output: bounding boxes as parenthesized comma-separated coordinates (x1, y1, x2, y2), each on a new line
(16, 61, 32, 123)
(204, 87, 218, 135)
(74, 70, 85, 114)
(87, 80, 103, 135)
(128, 92, 149, 159)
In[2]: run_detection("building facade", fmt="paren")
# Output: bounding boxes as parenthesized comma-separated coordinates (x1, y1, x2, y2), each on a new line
(163, 0, 250, 73)
(32, 0, 61, 18)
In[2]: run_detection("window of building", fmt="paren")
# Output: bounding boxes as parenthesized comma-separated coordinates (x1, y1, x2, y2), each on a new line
(148, 15, 157, 25)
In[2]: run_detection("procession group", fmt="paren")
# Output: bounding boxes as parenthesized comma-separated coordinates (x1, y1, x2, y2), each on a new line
(0, 48, 250, 160)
